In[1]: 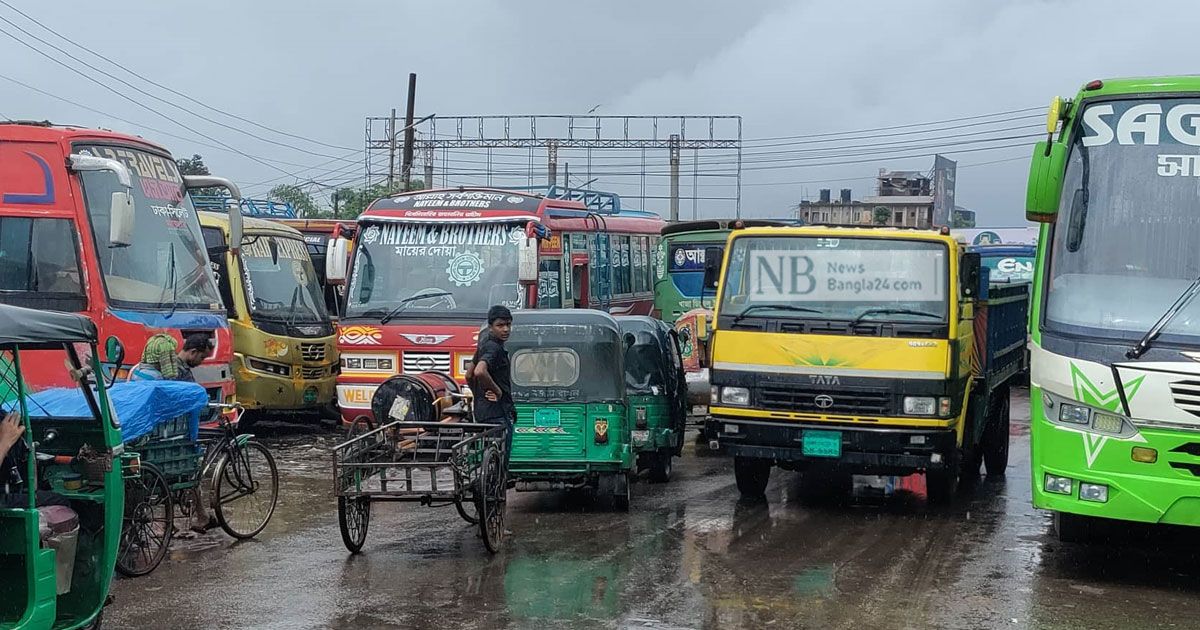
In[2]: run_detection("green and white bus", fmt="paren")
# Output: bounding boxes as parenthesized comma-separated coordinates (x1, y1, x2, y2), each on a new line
(1027, 77, 1200, 540)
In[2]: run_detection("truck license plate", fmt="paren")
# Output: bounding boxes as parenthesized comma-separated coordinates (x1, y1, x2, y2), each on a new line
(631, 430, 649, 443)
(802, 430, 842, 458)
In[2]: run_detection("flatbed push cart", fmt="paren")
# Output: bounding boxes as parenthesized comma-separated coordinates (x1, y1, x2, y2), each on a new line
(332, 420, 509, 553)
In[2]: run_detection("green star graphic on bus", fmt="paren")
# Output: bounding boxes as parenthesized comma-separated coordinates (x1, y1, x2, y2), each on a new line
(1069, 363, 1144, 411)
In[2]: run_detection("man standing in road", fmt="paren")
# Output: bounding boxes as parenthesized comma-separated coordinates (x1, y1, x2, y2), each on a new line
(471, 305, 515, 459)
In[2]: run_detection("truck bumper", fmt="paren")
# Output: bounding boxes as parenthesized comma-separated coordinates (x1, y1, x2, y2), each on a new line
(705, 416, 958, 475)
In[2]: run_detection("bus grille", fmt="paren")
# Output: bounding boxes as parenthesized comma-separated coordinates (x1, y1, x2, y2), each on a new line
(301, 366, 327, 380)
(300, 343, 327, 362)
(758, 385, 891, 416)
(403, 352, 452, 375)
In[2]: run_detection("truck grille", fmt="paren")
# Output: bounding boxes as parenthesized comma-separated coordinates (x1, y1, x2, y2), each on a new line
(300, 342, 327, 362)
(1169, 380, 1200, 418)
(403, 352, 452, 375)
(759, 385, 891, 416)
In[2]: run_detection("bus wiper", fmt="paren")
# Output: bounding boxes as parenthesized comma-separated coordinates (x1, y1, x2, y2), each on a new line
(380, 291, 454, 325)
(164, 242, 178, 319)
(732, 303, 820, 324)
(285, 285, 301, 332)
(850, 308, 941, 326)
(1126, 274, 1200, 359)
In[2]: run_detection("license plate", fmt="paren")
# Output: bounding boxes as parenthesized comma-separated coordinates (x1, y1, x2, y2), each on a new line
(631, 430, 649, 443)
(534, 408, 561, 427)
(802, 430, 842, 458)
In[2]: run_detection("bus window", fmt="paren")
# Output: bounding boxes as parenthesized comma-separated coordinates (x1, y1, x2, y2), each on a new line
(537, 259, 562, 309)
(0, 217, 86, 311)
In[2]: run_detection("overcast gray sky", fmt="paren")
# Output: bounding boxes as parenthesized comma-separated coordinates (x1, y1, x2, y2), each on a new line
(3, 0, 1197, 223)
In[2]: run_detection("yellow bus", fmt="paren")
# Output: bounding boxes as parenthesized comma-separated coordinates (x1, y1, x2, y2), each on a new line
(199, 211, 339, 423)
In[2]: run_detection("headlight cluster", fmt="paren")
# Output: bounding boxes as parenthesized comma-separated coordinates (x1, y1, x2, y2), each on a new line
(713, 386, 750, 406)
(902, 396, 952, 417)
(340, 354, 397, 374)
(247, 357, 290, 377)
(1045, 392, 1136, 437)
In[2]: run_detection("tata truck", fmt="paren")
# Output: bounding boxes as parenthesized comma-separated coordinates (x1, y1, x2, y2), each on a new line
(704, 225, 1028, 502)
(1026, 77, 1200, 540)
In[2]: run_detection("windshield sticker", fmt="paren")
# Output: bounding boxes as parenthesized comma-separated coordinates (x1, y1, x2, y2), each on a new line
(1156, 154, 1200, 177)
(746, 249, 945, 301)
(670, 246, 707, 272)
(538, 271, 560, 299)
(86, 146, 183, 202)
(362, 225, 382, 245)
(1082, 102, 1200, 147)
(447, 251, 484, 287)
(242, 237, 309, 261)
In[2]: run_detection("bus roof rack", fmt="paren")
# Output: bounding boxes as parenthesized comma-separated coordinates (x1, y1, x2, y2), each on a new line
(191, 195, 298, 218)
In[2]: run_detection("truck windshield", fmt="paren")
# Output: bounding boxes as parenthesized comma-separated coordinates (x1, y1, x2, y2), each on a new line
(76, 144, 222, 311)
(345, 221, 523, 320)
(1046, 98, 1200, 342)
(719, 235, 948, 323)
(240, 234, 328, 324)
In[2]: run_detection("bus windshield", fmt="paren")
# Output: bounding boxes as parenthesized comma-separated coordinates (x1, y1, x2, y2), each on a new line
(719, 235, 949, 323)
(667, 240, 722, 302)
(77, 144, 222, 311)
(240, 235, 328, 324)
(1046, 98, 1200, 342)
(345, 221, 523, 319)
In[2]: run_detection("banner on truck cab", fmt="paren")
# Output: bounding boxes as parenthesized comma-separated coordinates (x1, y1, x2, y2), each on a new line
(745, 249, 946, 302)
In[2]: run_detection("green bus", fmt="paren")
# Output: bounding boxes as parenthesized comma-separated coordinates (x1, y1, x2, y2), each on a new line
(653, 220, 796, 323)
(1027, 76, 1200, 540)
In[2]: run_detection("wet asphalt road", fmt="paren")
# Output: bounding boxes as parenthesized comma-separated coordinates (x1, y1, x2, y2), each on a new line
(107, 390, 1200, 630)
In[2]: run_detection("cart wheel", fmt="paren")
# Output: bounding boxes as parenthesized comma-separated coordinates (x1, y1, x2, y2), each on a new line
(478, 446, 506, 553)
(346, 416, 374, 439)
(213, 440, 279, 539)
(455, 496, 480, 525)
(116, 462, 173, 577)
(338, 496, 371, 553)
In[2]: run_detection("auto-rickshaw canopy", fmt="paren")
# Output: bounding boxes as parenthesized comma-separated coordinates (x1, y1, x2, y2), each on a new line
(505, 310, 625, 403)
(0, 303, 97, 348)
(616, 316, 676, 396)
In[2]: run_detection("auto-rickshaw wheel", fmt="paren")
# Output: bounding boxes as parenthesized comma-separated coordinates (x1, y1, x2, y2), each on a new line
(613, 473, 631, 511)
(338, 496, 371, 553)
(116, 461, 174, 577)
(478, 446, 506, 553)
(648, 449, 673, 483)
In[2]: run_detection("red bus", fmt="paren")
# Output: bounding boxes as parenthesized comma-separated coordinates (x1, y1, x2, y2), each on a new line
(0, 122, 240, 407)
(327, 187, 665, 427)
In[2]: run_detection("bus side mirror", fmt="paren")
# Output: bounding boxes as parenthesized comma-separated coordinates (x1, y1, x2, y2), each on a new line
(184, 176, 243, 253)
(104, 335, 125, 367)
(518, 238, 538, 283)
(326, 237, 350, 283)
(1026, 141, 1067, 223)
(702, 247, 722, 290)
(109, 191, 136, 247)
(960, 252, 981, 299)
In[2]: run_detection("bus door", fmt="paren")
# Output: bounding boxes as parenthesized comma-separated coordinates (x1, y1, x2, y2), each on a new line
(570, 253, 589, 309)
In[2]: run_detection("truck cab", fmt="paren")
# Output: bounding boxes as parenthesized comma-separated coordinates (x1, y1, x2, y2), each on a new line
(704, 225, 1027, 502)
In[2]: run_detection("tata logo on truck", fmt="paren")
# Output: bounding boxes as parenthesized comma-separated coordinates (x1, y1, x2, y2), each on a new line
(808, 374, 841, 385)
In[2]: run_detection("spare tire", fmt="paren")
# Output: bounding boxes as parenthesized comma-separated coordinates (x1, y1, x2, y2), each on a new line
(370, 371, 459, 424)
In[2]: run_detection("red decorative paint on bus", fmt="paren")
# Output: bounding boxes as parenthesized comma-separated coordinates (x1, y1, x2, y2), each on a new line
(0, 123, 234, 407)
(334, 187, 664, 426)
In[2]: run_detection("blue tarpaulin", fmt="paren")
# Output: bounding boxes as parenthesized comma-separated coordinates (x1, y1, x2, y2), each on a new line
(3, 381, 209, 444)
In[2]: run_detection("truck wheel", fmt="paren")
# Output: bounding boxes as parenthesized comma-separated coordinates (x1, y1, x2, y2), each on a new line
(648, 449, 673, 483)
(927, 450, 961, 504)
(733, 457, 771, 497)
(1053, 511, 1093, 543)
(983, 393, 1011, 477)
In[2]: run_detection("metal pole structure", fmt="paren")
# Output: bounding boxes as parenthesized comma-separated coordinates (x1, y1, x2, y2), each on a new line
(692, 147, 699, 220)
(423, 144, 434, 190)
(668, 133, 681, 222)
(400, 73, 417, 190)
(547, 140, 558, 189)
(387, 108, 397, 187)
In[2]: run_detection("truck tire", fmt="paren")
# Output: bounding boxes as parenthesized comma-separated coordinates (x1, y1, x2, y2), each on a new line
(983, 391, 1011, 477)
(734, 457, 771, 497)
(1053, 511, 1093, 543)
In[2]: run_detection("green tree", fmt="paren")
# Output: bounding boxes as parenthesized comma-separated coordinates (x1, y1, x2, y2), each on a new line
(177, 154, 210, 176)
(330, 179, 425, 219)
(269, 184, 320, 218)
(872, 206, 891, 225)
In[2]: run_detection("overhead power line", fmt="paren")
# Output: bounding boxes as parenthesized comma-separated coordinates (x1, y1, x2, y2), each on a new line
(743, 106, 1044, 143)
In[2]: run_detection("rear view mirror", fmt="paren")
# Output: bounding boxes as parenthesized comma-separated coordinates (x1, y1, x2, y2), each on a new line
(268, 238, 280, 265)
(1026, 141, 1067, 223)
(104, 335, 125, 367)
(518, 237, 538, 283)
(960, 252, 981, 299)
(184, 175, 243, 253)
(702, 247, 722, 290)
(108, 191, 136, 247)
(326, 237, 350, 283)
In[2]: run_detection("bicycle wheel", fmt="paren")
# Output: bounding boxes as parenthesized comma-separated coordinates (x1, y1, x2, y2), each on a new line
(213, 440, 279, 539)
(338, 496, 371, 553)
(116, 462, 173, 577)
(478, 446, 506, 554)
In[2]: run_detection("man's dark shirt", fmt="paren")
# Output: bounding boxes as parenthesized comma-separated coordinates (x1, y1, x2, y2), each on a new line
(472, 337, 514, 421)
(173, 356, 196, 383)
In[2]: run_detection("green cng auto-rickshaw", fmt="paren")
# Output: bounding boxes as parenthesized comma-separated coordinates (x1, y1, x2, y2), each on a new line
(506, 310, 634, 510)
(615, 316, 687, 483)
(0, 304, 123, 630)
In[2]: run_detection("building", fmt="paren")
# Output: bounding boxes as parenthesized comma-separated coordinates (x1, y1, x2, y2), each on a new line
(796, 170, 935, 228)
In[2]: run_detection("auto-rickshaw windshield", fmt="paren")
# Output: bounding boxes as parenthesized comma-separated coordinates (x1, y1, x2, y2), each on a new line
(507, 324, 624, 402)
(623, 331, 667, 395)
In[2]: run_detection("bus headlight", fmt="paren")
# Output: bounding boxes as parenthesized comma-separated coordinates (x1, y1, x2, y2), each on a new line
(247, 358, 291, 377)
(1059, 403, 1090, 425)
(720, 387, 750, 406)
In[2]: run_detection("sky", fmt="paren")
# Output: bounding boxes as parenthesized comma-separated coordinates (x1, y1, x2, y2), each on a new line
(3, 0, 1198, 224)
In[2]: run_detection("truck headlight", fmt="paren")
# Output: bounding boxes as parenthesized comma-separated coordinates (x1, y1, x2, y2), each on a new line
(903, 396, 936, 415)
(720, 386, 750, 406)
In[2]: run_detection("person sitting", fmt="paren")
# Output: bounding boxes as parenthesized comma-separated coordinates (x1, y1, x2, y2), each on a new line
(0, 411, 69, 509)
(141, 333, 213, 382)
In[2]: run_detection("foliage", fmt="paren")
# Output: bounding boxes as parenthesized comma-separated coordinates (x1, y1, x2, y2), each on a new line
(177, 154, 210, 176)
(268, 184, 320, 218)
(872, 206, 891, 225)
(329, 179, 425, 219)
